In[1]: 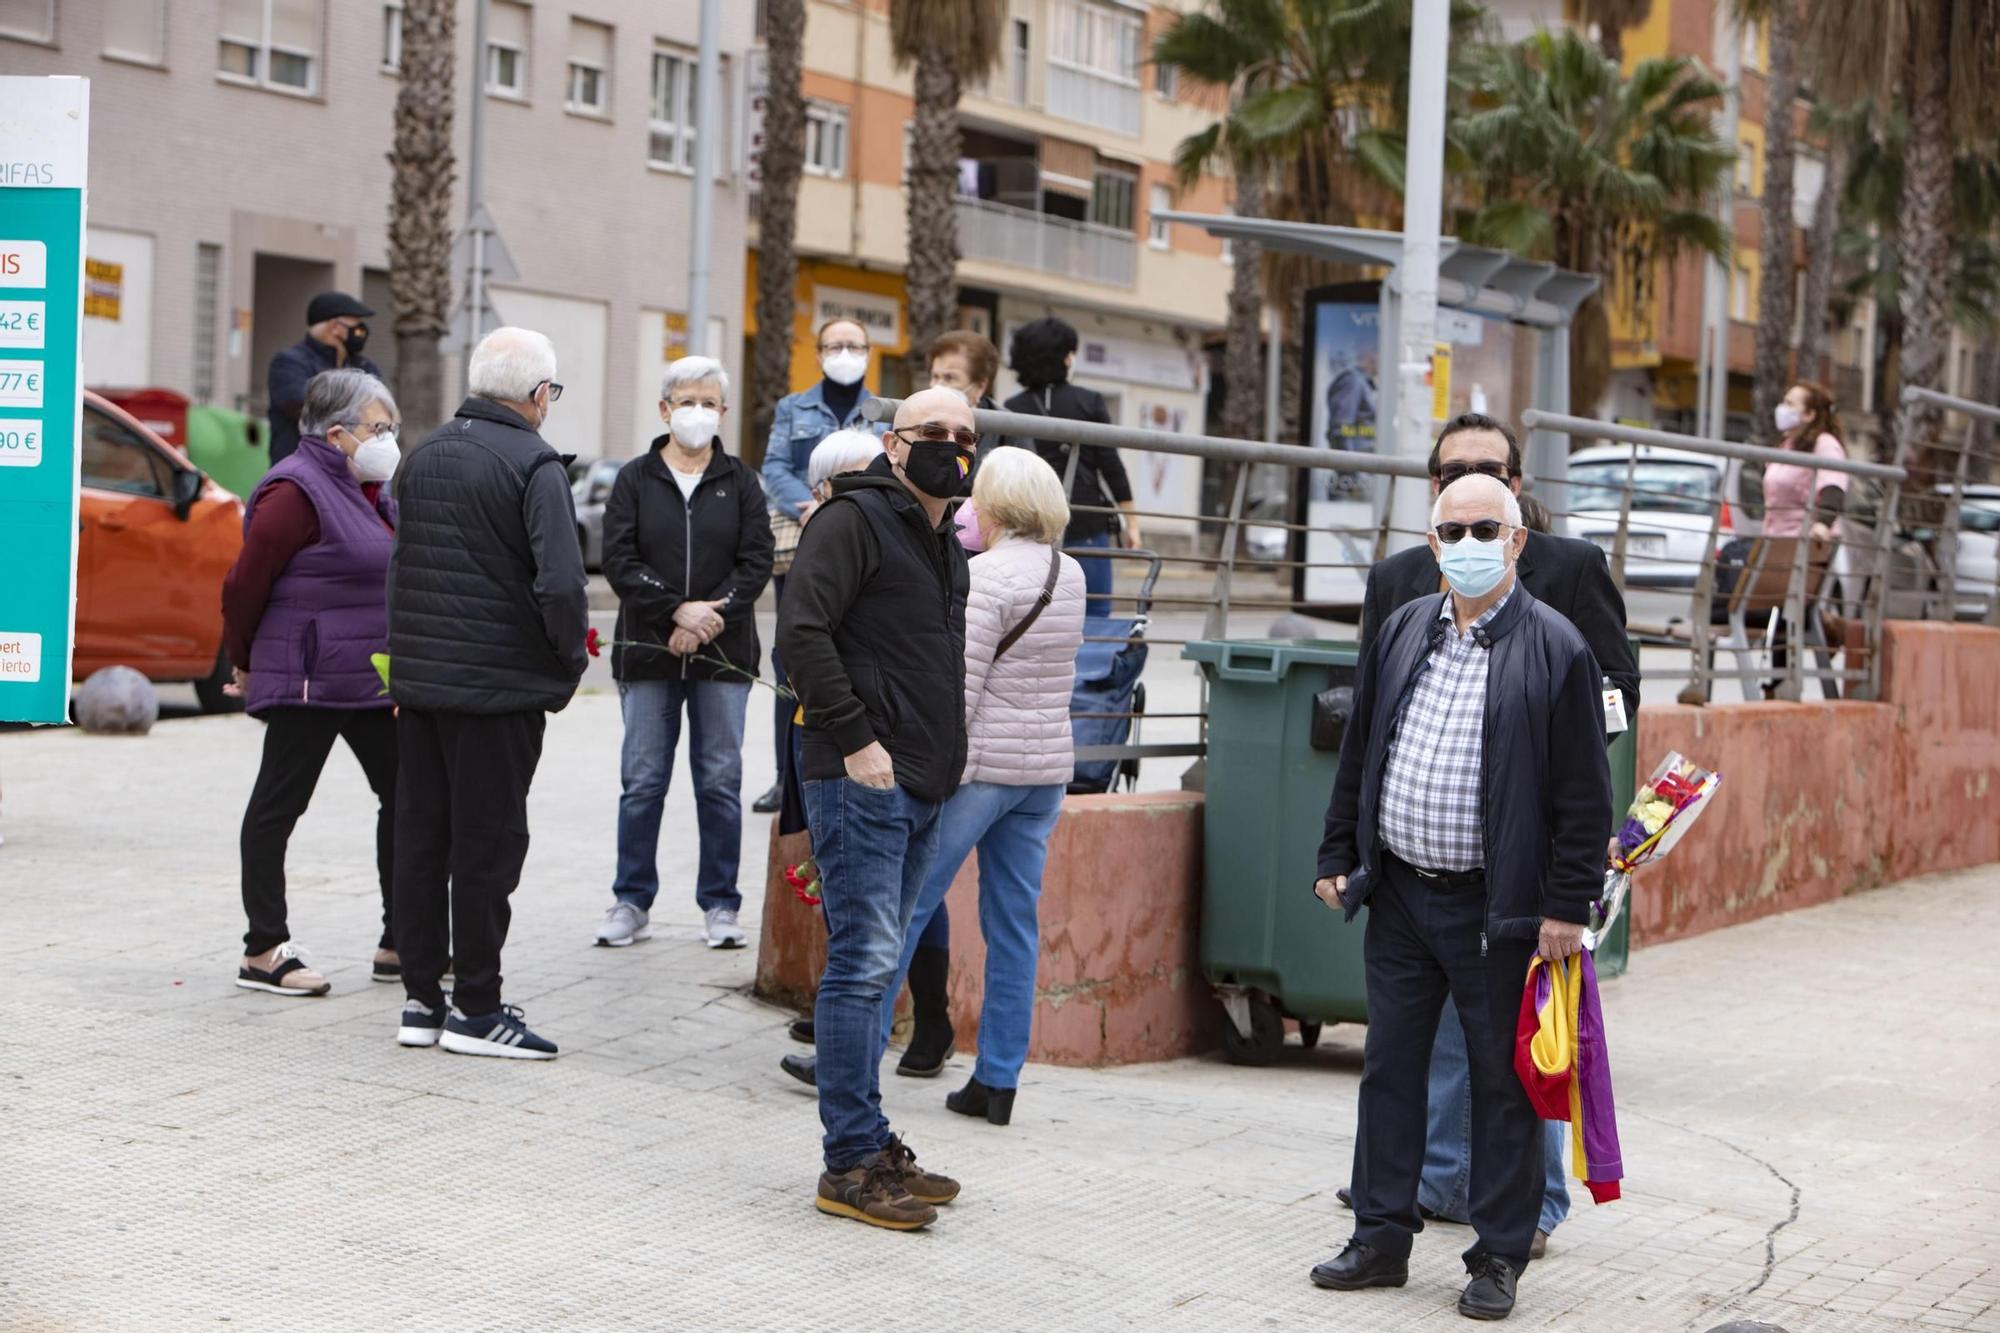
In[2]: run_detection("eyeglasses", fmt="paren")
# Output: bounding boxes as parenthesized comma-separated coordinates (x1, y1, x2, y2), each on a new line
(819, 341, 868, 356)
(1437, 460, 1512, 485)
(535, 380, 565, 402)
(893, 423, 980, 451)
(1434, 519, 1512, 544)
(347, 420, 401, 439)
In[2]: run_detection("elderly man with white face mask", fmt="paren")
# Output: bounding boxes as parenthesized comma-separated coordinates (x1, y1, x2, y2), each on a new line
(1309, 472, 1614, 1322)
(595, 355, 775, 951)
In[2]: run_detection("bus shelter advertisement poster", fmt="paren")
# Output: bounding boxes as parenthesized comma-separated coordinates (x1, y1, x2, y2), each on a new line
(1297, 284, 1522, 610)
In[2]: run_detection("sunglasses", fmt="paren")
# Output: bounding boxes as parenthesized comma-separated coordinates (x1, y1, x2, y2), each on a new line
(1434, 519, 1512, 544)
(1437, 460, 1512, 485)
(893, 423, 980, 452)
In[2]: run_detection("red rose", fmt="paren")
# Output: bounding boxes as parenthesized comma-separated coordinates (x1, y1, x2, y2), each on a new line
(586, 627, 603, 658)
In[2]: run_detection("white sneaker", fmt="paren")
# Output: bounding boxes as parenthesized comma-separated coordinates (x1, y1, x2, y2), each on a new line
(704, 906, 747, 950)
(594, 902, 652, 947)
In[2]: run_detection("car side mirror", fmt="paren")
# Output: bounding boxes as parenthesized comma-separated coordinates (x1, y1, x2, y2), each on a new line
(171, 468, 204, 520)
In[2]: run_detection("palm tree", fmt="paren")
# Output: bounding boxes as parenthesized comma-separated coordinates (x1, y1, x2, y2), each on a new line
(1795, 103, 1857, 383)
(1577, 0, 1655, 66)
(1458, 29, 1735, 414)
(1803, 0, 2000, 457)
(386, 0, 457, 436)
(749, 0, 807, 460)
(1741, 0, 1802, 447)
(889, 1, 1005, 369)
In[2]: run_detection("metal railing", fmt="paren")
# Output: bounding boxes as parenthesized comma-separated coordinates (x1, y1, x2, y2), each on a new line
(955, 197, 1139, 288)
(864, 391, 1997, 771)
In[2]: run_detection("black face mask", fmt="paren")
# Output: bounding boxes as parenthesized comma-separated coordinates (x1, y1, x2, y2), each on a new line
(344, 324, 369, 359)
(898, 443, 973, 500)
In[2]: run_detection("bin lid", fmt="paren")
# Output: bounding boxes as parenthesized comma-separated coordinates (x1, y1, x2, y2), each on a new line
(1183, 638, 1359, 682)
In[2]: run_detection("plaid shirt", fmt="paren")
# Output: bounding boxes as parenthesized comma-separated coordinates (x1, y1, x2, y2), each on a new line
(1377, 591, 1512, 872)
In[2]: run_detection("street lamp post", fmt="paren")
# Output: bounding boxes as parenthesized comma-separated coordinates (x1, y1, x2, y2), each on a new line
(1389, 0, 1451, 550)
(687, 0, 723, 352)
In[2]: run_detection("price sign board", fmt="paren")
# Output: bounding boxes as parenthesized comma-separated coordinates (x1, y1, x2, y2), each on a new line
(0, 77, 88, 723)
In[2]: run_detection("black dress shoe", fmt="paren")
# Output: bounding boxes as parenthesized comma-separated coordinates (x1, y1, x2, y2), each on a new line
(788, 1018, 815, 1045)
(1458, 1255, 1519, 1320)
(1309, 1241, 1408, 1291)
(752, 783, 782, 814)
(944, 1076, 1016, 1126)
(779, 1053, 816, 1087)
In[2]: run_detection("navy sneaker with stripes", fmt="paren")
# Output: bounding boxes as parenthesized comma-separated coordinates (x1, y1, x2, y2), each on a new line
(440, 1004, 558, 1060)
(396, 999, 446, 1048)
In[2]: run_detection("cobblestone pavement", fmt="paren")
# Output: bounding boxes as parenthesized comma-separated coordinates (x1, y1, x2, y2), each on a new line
(1, 700, 1996, 1332)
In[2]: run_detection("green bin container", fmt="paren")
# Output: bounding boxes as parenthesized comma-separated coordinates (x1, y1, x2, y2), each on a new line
(1184, 638, 1366, 1065)
(185, 405, 269, 500)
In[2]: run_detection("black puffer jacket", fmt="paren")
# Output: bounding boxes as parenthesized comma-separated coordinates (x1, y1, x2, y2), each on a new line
(387, 397, 589, 714)
(603, 437, 774, 683)
(1001, 382, 1133, 541)
(1317, 585, 1613, 937)
(776, 455, 970, 803)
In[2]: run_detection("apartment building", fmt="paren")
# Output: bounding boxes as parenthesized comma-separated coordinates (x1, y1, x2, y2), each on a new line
(749, 0, 1237, 532)
(0, 0, 754, 461)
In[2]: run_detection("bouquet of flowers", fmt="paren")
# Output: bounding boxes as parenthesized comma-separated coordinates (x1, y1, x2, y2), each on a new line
(1585, 752, 1721, 950)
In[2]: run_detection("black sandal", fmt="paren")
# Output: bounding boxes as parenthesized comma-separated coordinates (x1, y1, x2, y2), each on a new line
(236, 943, 330, 997)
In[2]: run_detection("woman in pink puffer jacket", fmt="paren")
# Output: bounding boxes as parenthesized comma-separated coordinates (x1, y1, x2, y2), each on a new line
(877, 446, 1085, 1126)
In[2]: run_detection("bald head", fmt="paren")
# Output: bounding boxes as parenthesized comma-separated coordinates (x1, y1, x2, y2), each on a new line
(1431, 472, 1523, 528)
(894, 386, 975, 434)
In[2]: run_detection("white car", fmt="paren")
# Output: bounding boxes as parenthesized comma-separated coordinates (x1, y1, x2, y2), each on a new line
(1562, 444, 1737, 589)
(1947, 484, 2000, 620)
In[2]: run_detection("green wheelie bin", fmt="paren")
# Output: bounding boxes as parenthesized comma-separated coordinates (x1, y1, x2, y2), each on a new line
(1183, 638, 1366, 1066)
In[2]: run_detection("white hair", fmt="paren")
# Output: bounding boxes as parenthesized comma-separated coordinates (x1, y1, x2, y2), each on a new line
(467, 326, 558, 403)
(1431, 472, 1523, 528)
(972, 444, 1069, 545)
(662, 354, 729, 402)
(808, 428, 883, 490)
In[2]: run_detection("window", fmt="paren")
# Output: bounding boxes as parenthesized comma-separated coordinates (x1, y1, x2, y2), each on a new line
(804, 101, 848, 178)
(1735, 136, 1757, 194)
(218, 0, 324, 94)
(1090, 164, 1137, 232)
(649, 47, 707, 171)
(566, 18, 611, 115)
(193, 244, 220, 404)
(0, 0, 54, 43)
(381, 0, 401, 70)
(104, 0, 166, 62)
(486, 0, 530, 99)
(82, 408, 172, 498)
(1046, 0, 1143, 135)
(1009, 18, 1030, 104)
(1146, 183, 1172, 249)
(1155, 61, 1176, 101)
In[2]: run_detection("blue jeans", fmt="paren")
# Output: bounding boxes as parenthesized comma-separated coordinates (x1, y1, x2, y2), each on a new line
(806, 777, 942, 1170)
(1421, 997, 1572, 1235)
(879, 781, 1064, 1089)
(612, 677, 751, 913)
(1072, 529, 1115, 616)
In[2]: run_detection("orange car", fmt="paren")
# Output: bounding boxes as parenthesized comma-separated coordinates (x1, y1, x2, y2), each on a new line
(74, 390, 244, 711)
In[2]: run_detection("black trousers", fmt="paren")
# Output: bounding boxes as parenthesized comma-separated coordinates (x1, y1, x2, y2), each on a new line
(240, 706, 397, 955)
(393, 708, 546, 1017)
(1351, 854, 1544, 1269)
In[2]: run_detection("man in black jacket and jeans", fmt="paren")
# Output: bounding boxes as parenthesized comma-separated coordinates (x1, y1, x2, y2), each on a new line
(387, 327, 588, 1061)
(1310, 474, 1612, 1320)
(777, 386, 974, 1232)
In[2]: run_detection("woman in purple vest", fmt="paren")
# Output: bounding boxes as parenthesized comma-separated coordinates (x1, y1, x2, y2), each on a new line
(223, 368, 402, 997)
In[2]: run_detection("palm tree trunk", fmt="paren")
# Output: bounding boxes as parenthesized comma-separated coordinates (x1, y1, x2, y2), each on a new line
(1750, 0, 1799, 447)
(1220, 167, 1266, 443)
(749, 0, 807, 463)
(1796, 136, 1848, 384)
(386, 0, 457, 438)
(1890, 4, 1953, 460)
(904, 58, 964, 376)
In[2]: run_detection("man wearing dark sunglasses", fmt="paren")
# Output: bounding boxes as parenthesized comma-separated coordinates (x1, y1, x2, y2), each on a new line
(1310, 472, 1613, 1320)
(1349, 412, 1638, 1271)
(776, 386, 976, 1233)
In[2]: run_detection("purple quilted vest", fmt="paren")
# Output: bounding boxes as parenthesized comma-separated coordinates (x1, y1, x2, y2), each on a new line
(243, 435, 398, 714)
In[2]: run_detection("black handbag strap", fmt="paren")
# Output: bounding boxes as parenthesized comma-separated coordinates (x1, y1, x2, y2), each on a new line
(994, 546, 1062, 662)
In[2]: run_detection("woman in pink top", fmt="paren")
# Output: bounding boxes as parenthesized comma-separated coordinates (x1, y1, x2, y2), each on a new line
(1762, 379, 1848, 692)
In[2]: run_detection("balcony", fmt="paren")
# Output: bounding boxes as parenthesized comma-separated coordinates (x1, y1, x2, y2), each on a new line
(956, 197, 1138, 288)
(1046, 61, 1141, 138)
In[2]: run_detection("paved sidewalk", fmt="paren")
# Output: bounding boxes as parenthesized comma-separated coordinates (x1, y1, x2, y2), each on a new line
(1, 701, 1996, 1331)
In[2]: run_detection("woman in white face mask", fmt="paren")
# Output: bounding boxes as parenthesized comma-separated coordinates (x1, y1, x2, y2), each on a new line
(594, 355, 776, 952)
(221, 368, 404, 998)
(1762, 378, 1849, 696)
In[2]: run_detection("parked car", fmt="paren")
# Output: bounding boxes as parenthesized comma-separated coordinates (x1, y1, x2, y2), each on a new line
(1564, 444, 1738, 589)
(569, 456, 621, 572)
(1946, 484, 2000, 620)
(76, 391, 245, 711)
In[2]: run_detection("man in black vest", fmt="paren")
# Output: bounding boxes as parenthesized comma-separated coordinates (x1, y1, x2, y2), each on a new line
(777, 386, 975, 1232)
(387, 326, 588, 1061)
(1347, 413, 1638, 1261)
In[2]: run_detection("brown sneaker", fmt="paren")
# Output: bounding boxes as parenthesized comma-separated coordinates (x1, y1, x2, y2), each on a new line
(816, 1156, 937, 1231)
(883, 1134, 960, 1205)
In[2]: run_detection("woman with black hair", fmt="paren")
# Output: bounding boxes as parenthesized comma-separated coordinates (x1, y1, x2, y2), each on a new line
(1003, 317, 1140, 614)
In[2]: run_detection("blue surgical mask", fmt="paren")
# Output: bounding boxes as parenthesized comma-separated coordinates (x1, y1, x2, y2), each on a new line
(1439, 535, 1511, 598)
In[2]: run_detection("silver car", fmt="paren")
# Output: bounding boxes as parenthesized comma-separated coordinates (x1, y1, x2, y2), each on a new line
(569, 457, 622, 572)
(1563, 444, 1739, 589)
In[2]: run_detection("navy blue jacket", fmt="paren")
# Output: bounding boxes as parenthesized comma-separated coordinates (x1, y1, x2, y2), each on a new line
(267, 336, 384, 464)
(1317, 583, 1614, 939)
